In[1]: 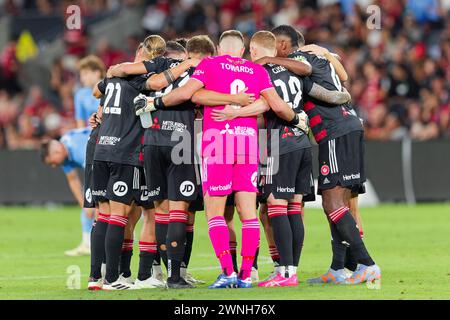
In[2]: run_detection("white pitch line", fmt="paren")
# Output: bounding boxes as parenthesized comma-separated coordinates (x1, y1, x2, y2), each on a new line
(0, 259, 274, 281)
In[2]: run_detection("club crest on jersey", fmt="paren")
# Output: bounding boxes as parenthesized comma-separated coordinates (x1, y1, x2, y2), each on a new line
(113, 181, 128, 197)
(321, 164, 330, 176)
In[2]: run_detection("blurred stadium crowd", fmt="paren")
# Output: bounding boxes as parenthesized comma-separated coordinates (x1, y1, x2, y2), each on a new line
(0, 0, 449, 149)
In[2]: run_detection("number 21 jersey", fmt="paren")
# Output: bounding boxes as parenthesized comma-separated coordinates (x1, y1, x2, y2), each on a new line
(94, 75, 149, 166)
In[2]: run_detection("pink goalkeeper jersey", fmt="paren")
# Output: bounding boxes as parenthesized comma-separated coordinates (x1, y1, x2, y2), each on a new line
(192, 55, 273, 157)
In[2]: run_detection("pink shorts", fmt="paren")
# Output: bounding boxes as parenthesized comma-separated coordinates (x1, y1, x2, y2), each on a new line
(202, 154, 258, 196)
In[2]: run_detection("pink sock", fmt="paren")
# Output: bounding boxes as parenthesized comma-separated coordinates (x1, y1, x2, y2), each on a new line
(240, 218, 260, 279)
(208, 216, 234, 276)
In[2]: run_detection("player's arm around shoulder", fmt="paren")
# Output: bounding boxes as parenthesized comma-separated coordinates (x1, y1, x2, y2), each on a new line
(255, 56, 312, 76)
(107, 61, 147, 78)
(147, 58, 200, 91)
(301, 44, 348, 82)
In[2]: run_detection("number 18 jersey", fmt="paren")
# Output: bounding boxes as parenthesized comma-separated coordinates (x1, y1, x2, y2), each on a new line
(191, 55, 273, 157)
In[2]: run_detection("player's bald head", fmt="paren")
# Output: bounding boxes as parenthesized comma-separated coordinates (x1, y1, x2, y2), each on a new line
(218, 30, 245, 57)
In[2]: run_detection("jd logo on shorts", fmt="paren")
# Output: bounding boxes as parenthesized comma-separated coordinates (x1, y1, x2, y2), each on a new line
(113, 181, 128, 197)
(85, 188, 92, 203)
(180, 181, 195, 197)
(141, 186, 149, 201)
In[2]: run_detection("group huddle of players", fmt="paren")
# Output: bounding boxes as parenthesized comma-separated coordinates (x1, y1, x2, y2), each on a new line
(66, 24, 381, 290)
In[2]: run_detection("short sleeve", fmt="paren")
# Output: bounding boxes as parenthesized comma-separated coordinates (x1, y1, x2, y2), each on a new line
(129, 74, 150, 92)
(97, 78, 107, 94)
(74, 90, 84, 121)
(191, 57, 209, 86)
(61, 160, 75, 174)
(258, 66, 274, 93)
(143, 57, 168, 75)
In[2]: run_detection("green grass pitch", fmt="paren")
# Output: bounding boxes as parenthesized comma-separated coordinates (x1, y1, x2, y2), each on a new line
(0, 204, 449, 300)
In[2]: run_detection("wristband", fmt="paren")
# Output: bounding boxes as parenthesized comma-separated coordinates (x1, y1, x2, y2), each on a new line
(287, 113, 299, 126)
(154, 96, 166, 109)
(163, 70, 175, 83)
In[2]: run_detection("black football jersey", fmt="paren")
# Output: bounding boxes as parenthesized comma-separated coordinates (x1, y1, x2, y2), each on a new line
(264, 63, 311, 156)
(143, 57, 195, 148)
(93, 75, 148, 166)
(289, 50, 363, 144)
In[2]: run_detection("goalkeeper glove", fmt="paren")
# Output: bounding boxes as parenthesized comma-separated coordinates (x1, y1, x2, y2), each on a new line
(134, 94, 156, 116)
(288, 110, 309, 134)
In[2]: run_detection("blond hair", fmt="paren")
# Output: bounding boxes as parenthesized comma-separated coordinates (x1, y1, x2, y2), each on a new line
(141, 35, 166, 60)
(250, 31, 276, 51)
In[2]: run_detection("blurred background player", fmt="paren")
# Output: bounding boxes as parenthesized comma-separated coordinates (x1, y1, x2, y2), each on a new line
(40, 127, 92, 256)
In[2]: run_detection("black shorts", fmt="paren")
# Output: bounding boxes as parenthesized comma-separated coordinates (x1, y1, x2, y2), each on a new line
(263, 148, 313, 200)
(302, 173, 316, 202)
(144, 145, 199, 202)
(351, 183, 366, 195)
(83, 163, 96, 208)
(318, 130, 366, 193)
(92, 161, 142, 205)
(135, 173, 155, 209)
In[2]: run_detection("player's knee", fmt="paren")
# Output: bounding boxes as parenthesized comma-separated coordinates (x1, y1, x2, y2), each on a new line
(322, 199, 341, 215)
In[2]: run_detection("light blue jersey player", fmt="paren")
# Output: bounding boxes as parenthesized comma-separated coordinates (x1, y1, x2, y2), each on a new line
(74, 87, 99, 128)
(41, 127, 94, 256)
(74, 55, 105, 128)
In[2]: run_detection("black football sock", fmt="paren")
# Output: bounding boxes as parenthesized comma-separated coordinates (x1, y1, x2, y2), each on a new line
(119, 239, 133, 278)
(344, 246, 358, 271)
(268, 205, 293, 267)
(329, 222, 346, 270)
(287, 202, 305, 267)
(155, 213, 169, 270)
(138, 242, 157, 281)
(90, 214, 109, 279)
(230, 241, 238, 273)
(166, 210, 188, 282)
(105, 215, 128, 283)
(330, 207, 375, 266)
(154, 250, 161, 265)
(252, 247, 259, 269)
(183, 224, 194, 268)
